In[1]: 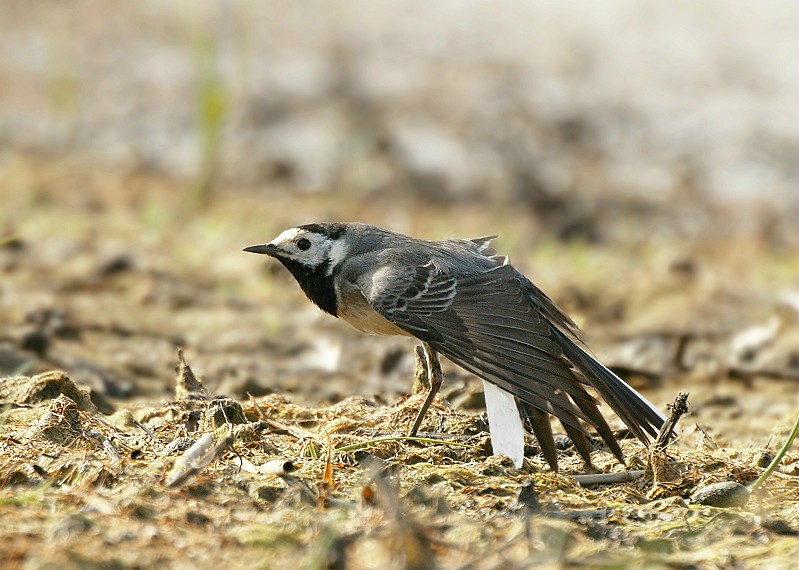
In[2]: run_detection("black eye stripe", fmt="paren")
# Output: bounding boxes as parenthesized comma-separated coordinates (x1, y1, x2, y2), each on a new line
(297, 238, 311, 251)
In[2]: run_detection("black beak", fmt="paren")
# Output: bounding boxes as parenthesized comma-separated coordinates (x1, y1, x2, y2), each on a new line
(243, 243, 280, 256)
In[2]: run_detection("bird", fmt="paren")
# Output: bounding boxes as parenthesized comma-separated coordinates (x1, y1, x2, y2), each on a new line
(244, 222, 666, 470)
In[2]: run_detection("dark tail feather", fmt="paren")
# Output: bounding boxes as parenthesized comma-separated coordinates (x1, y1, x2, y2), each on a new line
(559, 419, 595, 468)
(571, 395, 626, 464)
(522, 403, 560, 471)
(551, 327, 666, 444)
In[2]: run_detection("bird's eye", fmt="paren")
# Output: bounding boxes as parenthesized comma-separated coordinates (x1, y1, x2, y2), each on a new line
(296, 238, 311, 251)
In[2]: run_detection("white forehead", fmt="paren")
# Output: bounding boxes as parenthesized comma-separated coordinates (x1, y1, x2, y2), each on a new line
(270, 227, 304, 245)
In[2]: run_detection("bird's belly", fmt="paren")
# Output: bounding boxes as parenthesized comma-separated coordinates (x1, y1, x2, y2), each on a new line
(337, 289, 410, 337)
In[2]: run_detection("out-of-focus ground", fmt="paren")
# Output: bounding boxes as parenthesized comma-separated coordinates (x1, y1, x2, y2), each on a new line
(1, 2, 798, 568)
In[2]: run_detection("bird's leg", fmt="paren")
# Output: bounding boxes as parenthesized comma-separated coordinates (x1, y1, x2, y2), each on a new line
(409, 343, 443, 436)
(410, 345, 430, 395)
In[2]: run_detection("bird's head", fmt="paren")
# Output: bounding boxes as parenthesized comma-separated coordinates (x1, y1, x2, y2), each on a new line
(244, 223, 350, 271)
(244, 223, 352, 315)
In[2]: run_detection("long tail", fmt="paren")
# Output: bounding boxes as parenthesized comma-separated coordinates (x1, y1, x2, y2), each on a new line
(552, 327, 666, 444)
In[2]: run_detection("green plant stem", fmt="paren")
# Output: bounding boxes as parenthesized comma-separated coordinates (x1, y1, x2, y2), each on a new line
(750, 414, 799, 491)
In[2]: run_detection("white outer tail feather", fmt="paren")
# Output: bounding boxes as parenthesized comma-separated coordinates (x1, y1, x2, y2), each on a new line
(482, 380, 525, 468)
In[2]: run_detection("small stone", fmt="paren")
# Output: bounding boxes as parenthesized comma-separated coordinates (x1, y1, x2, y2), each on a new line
(49, 514, 93, 540)
(554, 434, 573, 450)
(253, 486, 286, 503)
(761, 518, 798, 536)
(200, 398, 247, 430)
(186, 511, 210, 526)
(753, 450, 774, 468)
(20, 328, 50, 357)
(690, 481, 750, 508)
(512, 480, 540, 513)
(97, 253, 133, 277)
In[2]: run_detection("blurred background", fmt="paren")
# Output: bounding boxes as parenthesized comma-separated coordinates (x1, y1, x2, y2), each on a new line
(1, 1, 797, 444)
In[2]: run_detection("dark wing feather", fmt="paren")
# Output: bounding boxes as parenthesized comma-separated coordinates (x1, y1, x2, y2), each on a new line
(362, 261, 649, 464)
(465, 235, 582, 342)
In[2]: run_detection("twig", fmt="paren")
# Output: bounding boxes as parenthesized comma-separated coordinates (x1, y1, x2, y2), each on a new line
(573, 470, 645, 486)
(653, 392, 689, 452)
(247, 393, 266, 420)
(364, 458, 436, 567)
(359, 428, 474, 441)
(165, 433, 234, 487)
(234, 457, 295, 476)
(132, 419, 157, 441)
(334, 435, 477, 453)
(262, 418, 318, 440)
(175, 348, 207, 399)
(728, 367, 799, 382)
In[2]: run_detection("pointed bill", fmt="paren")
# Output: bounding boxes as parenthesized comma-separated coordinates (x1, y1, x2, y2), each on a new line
(482, 381, 525, 468)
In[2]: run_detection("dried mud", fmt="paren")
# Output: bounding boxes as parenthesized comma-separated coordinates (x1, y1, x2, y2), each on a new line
(1, 155, 798, 569)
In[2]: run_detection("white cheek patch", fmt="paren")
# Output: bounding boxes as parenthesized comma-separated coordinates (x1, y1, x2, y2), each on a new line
(326, 239, 350, 274)
(303, 247, 328, 268)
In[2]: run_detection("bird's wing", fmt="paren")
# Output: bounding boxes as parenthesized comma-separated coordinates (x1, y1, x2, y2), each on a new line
(359, 260, 656, 466)
(467, 233, 584, 344)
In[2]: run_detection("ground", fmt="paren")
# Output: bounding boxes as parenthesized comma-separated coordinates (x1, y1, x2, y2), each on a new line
(0, 154, 798, 569)
(1, 2, 798, 568)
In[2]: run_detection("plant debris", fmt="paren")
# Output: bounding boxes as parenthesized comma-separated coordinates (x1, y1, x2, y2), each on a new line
(2, 370, 798, 567)
(166, 433, 235, 487)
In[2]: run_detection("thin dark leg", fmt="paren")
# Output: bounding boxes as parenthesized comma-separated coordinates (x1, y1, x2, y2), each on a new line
(408, 343, 444, 436)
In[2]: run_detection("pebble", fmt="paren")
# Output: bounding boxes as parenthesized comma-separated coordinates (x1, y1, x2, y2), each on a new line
(690, 481, 750, 508)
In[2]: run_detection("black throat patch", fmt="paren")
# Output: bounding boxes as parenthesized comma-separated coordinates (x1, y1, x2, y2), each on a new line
(277, 257, 338, 317)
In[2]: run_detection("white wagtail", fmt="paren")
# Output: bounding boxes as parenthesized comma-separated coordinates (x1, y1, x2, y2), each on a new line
(244, 222, 666, 470)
